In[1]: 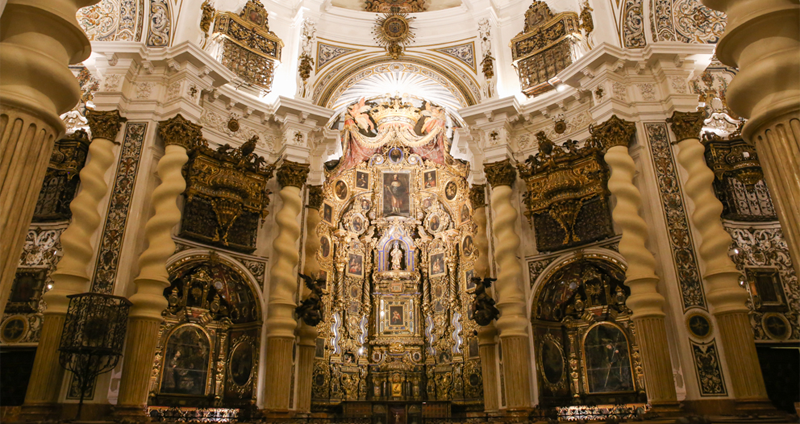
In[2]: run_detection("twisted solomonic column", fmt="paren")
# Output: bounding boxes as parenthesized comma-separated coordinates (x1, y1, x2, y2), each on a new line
(470, 183, 500, 411)
(296, 185, 322, 414)
(669, 111, 770, 408)
(115, 115, 203, 418)
(591, 116, 679, 410)
(484, 160, 533, 412)
(22, 110, 125, 419)
(0, 0, 98, 318)
(264, 160, 309, 412)
(702, 0, 800, 273)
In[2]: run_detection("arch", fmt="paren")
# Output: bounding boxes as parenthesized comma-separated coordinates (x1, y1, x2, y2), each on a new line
(313, 55, 480, 112)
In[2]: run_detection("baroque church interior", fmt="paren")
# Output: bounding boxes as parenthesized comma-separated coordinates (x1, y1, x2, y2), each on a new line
(1, 0, 799, 423)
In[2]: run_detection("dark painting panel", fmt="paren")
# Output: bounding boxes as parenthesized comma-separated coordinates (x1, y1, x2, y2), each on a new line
(584, 324, 634, 393)
(160, 326, 210, 396)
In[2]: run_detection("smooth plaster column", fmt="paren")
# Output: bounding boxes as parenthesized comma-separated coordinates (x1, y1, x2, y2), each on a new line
(115, 115, 202, 417)
(264, 161, 310, 413)
(21, 110, 125, 419)
(669, 111, 770, 408)
(0, 0, 97, 316)
(484, 160, 533, 412)
(701, 0, 800, 272)
(295, 185, 322, 414)
(592, 116, 679, 409)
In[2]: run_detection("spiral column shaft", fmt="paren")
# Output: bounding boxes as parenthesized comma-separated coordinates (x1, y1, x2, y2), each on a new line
(264, 161, 309, 412)
(484, 161, 532, 411)
(296, 187, 321, 413)
(22, 111, 124, 417)
(671, 111, 769, 407)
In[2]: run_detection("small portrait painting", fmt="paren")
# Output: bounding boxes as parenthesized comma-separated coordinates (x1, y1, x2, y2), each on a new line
(383, 172, 411, 216)
(422, 196, 433, 210)
(229, 343, 254, 386)
(389, 305, 404, 326)
(320, 237, 330, 258)
(465, 270, 475, 291)
(347, 254, 363, 277)
(360, 198, 371, 211)
(461, 204, 470, 222)
(352, 216, 363, 233)
(462, 236, 474, 257)
(429, 215, 440, 232)
(424, 170, 437, 188)
(431, 253, 446, 277)
(445, 181, 458, 200)
(356, 171, 369, 189)
(389, 148, 403, 164)
(323, 203, 333, 224)
(335, 180, 348, 200)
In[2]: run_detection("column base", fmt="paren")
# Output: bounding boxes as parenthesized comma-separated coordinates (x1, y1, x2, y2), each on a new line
(59, 403, 113, 421)
(112, 404, 149, 421)
(735, 397, 781, 414)
(261, 409, 297, 421)
(19, 402, 61, 421)
(649, 400, 683, 417)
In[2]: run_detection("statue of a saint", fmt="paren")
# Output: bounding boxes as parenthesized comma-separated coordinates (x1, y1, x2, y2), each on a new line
(390, 241, 403, 270)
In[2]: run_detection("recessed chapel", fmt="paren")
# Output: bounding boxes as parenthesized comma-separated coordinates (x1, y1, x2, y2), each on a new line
(0, 0, 798, 423)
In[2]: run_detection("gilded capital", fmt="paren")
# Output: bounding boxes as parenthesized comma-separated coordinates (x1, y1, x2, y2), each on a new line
(484, 160, 517, 188)
(277, 160, 310, 189)
(85, 109, 126, 141)
(307, 185, 323, 209)
(158, 114, 204, 150)
(590, 115, 637, 151)
(470, 184, 487, 209)
(668, 110, 706, 142)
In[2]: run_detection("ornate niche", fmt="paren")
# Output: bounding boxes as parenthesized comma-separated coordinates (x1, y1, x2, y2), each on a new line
(531, 258, 646, 406)
(518, 132, 613, 252)
(510, 1, 585, 97)
(33, 130, 90, 221)
(149, 255, 261, 409)
(311, 96, 483, 414)
(207, 0, 283, 93)
(180, 137, 275, 253)
(702, 132, 776, 221)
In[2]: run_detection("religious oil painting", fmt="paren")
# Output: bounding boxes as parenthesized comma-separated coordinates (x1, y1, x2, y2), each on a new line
(465, 269, 475, 291)
(229, 342, 254, 386)
(389, 305, 404, 326)
(462, 235, 474, 257)
(541, 338, 565, 385)
(347, 253, 364, 277)
(160, 325, 210, 395)
(461, 204, 470, 222)
(389, 147, 403, 164)
(430, 252, 446, 277)
(382, 172, 411, 217)
(335, 180, 348, 200)
(322, 203, 333, 224)
(424, 170, 437, 188)
(583, 324, 634, 393)
(320, 236, 331, 258)
(445, 181, 458, 200)
(356, 171, 369, 189)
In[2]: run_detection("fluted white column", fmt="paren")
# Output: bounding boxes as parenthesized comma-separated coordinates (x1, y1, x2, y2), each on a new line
(22, 110, 125, 419)
(295, 185, 322, 414)
(701, 0, 800, 276)
(669, 111, 770, 408)
(264, 161, 309, 413)
(0, 0, 97, 317)
(115, 115, 202, 417)
(484, 160, 533, 412)
(592, 116, 679, 409)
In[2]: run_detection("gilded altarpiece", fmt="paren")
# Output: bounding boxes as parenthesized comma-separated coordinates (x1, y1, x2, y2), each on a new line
(531, 258, 646, 406)
(312, 97, 483, 417)
(518, 132, 614, 252)
(148, 255, 261, 409)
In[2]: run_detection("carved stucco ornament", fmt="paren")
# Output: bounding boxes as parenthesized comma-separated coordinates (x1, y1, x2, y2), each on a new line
(484, 159, 517, 188)
(469, 184, 486, 209)
(668, 110, 706, 142)
(85, 109, 127, 141)
(277, 160, 310, 189)
(307, 185, 323, 210)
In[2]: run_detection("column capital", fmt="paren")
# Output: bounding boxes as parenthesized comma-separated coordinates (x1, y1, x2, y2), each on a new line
(307, 185, 323, 209)
(470, 184, 486, 209)
(667, 110, 705, 142)
(590, 114, 636, 151)
(85, 109, 127, 141)
(158, 114, 204, 150)
(484, 160, 516, 188)
(277, 160, 310, 189)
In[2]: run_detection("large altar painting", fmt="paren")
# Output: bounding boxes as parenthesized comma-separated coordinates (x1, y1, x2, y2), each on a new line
(160, 325, 211, 395)
(311, 96, 482, 413)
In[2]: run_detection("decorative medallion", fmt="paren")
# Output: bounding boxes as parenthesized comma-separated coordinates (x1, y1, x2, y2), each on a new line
(372, 9, 416, 59)
(0, 316, 28, 343)
(762, 313, 791, 341)
(227, 116, 240, 132)
(686, 312, 712, 339)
